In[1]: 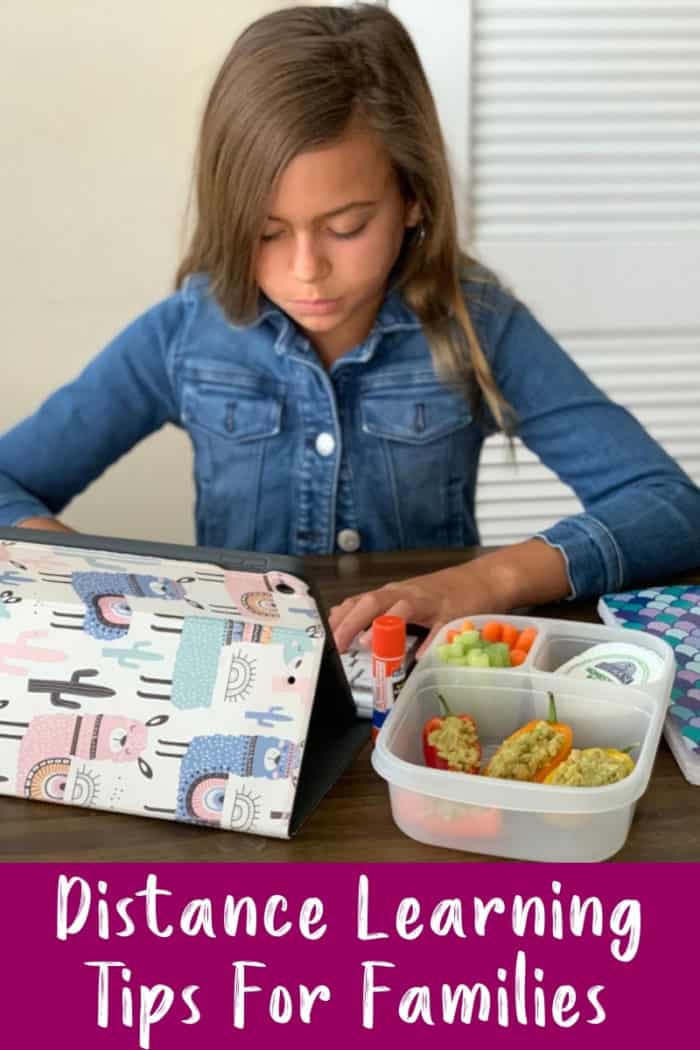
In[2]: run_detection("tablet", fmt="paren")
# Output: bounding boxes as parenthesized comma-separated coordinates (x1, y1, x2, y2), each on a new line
(0, 527, 368, 837)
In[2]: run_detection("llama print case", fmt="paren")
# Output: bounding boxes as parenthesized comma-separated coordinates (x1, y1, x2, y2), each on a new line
(0, 528, 366, 836)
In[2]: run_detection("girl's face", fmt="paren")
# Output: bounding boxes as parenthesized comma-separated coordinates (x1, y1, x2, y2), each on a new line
(255, 124, 420, 366)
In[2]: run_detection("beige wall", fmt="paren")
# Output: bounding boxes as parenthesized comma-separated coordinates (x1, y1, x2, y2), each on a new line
(0, 1, 313, 544)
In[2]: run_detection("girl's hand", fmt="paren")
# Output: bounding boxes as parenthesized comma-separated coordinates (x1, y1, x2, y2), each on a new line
(15, 516, 75, 534)
(329, 540, 570, 657)
(330, 560, 506, 658)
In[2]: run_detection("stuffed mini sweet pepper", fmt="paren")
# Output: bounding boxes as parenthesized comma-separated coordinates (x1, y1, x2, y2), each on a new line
(423, 693, 481, 773)
(484, 692, 572, 783)
(543, 747, 635, 786)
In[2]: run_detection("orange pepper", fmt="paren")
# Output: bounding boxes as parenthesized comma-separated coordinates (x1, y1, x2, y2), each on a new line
(484, 692, 573, 783)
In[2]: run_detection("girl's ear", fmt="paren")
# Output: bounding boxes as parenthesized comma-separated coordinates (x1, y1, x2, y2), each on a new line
(404, 199, 422, 228)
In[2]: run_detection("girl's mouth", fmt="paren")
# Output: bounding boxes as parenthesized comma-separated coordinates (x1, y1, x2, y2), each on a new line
(292, 298, 341, 315)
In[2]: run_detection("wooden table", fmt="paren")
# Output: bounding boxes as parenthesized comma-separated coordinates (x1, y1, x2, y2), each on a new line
(1, 548, 698, 862)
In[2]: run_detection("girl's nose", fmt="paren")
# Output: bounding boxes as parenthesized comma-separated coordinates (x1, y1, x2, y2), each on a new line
(291, 234, 330, 283)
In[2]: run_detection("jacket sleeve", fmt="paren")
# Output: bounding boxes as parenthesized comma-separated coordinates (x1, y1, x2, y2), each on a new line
(0, 292, 185, 525)
(474, 287, 700, 598)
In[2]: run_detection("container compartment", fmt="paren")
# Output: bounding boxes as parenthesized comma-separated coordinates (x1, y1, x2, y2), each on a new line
(372, 645, 669, 861)
(529, 626, 672, 690)
(426, 615, 674, 698)
(389, 669, 656, 772)
(388, 784, 635, 862)
(533, 634, 604, 673)
(428, 614, 543, 671)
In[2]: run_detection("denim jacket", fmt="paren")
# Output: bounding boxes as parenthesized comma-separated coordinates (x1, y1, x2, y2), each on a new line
(0, 271, 698, 598)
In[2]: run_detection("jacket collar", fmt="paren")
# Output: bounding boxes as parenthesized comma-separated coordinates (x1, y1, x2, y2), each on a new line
(250, 286, 423, 359)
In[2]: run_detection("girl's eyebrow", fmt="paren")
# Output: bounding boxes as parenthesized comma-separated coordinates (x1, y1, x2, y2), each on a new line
(266, 200, 379, 222)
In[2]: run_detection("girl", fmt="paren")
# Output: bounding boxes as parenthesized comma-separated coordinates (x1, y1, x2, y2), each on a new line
(1, 4, 698, 656)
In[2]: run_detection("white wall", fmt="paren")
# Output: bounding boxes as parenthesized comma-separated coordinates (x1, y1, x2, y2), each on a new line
(0, 1, 309, 544)
(391, 0, 700, 544)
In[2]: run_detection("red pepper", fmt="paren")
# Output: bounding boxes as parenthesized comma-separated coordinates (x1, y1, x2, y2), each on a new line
(422, 693, 481, 773)
(393, 789, 503, 841)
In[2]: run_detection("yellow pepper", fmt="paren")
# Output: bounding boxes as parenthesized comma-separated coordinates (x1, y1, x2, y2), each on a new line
(544, 746, 635, 787)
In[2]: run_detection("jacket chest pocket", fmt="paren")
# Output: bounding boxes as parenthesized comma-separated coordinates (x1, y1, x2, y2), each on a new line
(361, 384, 471, 445)
(183, 378, 283, 447)
(359, 382, 473, 548)
(182, 373, 285, 547)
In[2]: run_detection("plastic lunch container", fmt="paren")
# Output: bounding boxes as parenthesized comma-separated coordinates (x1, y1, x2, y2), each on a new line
(371, 615, 675, 862)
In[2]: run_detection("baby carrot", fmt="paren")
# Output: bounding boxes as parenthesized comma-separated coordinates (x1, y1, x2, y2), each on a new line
(501, 623, 520, 650)
(460, 619, 475, 633)
(510, 648, 528, 666)
(446, 628, 461, 643)
(515, 627, 538, 653)
(480, 621, 503, 643)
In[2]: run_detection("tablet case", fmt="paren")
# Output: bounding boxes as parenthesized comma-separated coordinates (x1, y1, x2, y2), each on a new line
(0, 527, 369, 836)
(598, 585, 700, 786)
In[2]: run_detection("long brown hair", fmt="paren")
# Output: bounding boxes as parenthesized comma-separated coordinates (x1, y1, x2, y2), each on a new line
(176, 3, 514, 433)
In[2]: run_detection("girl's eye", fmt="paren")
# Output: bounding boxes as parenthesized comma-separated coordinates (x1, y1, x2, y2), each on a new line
(260, 222, 368, 243)
(329, 224, 367, 240)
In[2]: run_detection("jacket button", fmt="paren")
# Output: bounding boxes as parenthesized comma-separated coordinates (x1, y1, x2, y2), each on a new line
(315, 432, 336, 457)
(337, 528, 361, 553)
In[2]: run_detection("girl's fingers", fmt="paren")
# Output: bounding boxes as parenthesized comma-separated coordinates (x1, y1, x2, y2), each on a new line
(380, 596, 418, 625)
(377, 593, 445, 658)
(333, 590, 440, 654)
(358, 595, 422, 650)
(331, 589, 393, 653)
(327, 593, 362, 629)
(329, 567, 477, 656)
(416, 622, 446, 659)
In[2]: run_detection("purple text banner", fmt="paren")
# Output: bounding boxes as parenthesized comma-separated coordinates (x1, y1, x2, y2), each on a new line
(0, 863, 695, 1048)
